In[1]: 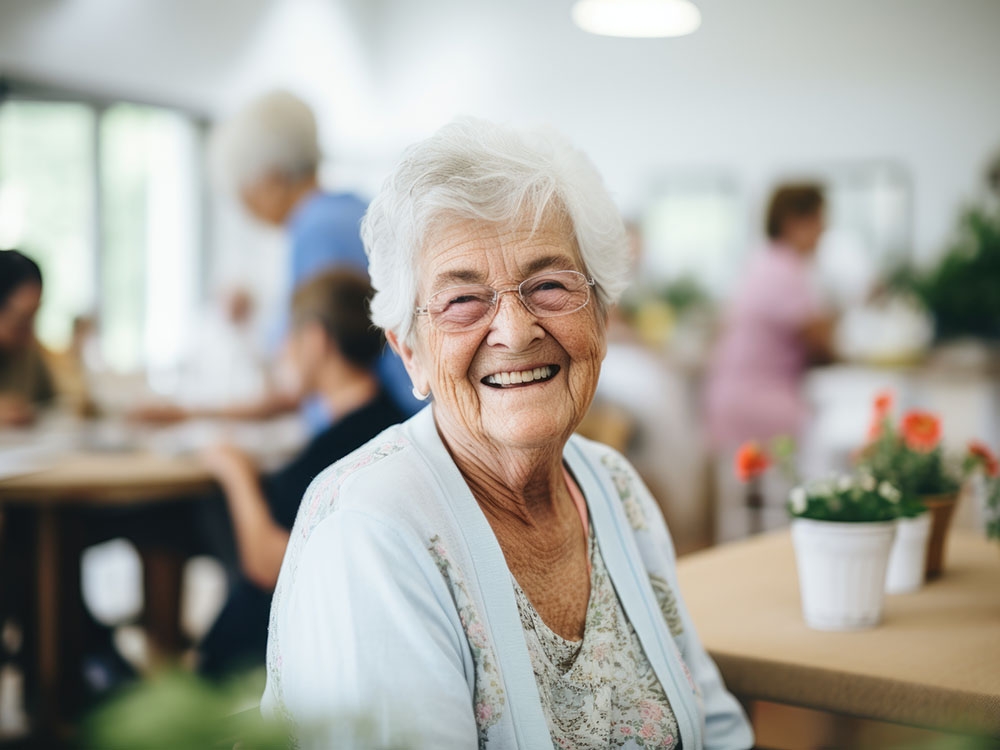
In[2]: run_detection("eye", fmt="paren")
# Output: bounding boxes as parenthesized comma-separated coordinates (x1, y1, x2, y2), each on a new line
(533, 280, 568, 292)
(447, 293, 486, 306)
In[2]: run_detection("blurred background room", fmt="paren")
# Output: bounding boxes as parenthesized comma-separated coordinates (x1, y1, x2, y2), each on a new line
(1, 0, 999, 748)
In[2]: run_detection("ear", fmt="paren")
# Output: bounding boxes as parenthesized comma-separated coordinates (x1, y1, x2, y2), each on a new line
(386, 329, 430, 394)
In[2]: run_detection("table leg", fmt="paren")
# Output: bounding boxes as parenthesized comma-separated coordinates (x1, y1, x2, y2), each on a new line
(141, 546, 186, 660)
(35, 506, 59, 733)
(35, 507, 87, 739)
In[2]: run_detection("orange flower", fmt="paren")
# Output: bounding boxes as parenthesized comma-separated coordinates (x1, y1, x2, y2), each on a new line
(867, 390, 894, 440)
(873, 390, 893, 420)
(968, 440, 999, 478)
(900, 411, 941, 453)
(735, 441, 771, 482)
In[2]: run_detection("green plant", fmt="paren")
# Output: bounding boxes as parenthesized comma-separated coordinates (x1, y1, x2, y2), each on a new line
(82, 669, 288, 750)
(731, 438, 902, 523)
(658, 275, 710, 316)
(893, 205, 1000, 341)
(854, 392, 959, 517)
(787, 471, 903, 523)
(964, 440, 1000, 542)
(82, 668, 414, 750)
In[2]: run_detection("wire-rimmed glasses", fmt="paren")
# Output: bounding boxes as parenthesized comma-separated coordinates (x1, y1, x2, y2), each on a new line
(414, 269, 596, 332)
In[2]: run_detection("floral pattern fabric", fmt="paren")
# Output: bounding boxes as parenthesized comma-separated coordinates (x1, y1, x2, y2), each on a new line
(427, 536, 506, 748)
(514, 529, 680, 749)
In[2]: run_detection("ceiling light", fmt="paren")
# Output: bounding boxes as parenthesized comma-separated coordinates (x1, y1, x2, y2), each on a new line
(572, 0, 701, 38)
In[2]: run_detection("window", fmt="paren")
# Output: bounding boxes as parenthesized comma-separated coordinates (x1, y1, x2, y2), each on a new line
(640, 175, 744, 298)
(638, 164, 912, 304)
(0, 83, 206, 372)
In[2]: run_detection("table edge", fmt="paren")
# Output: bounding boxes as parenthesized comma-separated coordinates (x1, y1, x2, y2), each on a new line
(710, 648, 1000, 736)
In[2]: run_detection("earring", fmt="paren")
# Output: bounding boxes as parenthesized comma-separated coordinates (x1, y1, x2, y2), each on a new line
(412, 386, 430, 401)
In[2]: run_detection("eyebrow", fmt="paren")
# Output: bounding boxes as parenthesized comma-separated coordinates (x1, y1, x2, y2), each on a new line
(430, 254, 579, 290)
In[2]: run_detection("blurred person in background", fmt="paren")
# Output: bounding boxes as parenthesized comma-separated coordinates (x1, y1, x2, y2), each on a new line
(196, 270, 404, 677)
(210, 91, 417, 421)
(0, 249, 55, 426)
(704, 184, 836, 539)
(133, 90, 416, 429)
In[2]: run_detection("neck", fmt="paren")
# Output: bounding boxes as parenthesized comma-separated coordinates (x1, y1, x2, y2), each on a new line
(315, 361, 379, 419)
(285, 176, 320, 220)
(776, 237, 813, 257)
(436, 414, 573, 530)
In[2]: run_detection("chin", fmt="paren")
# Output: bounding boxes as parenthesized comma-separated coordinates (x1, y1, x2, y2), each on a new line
(488, 409, 576, 452)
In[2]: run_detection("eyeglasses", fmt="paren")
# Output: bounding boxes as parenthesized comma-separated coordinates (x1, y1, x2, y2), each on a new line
(415, 269, 596, 332)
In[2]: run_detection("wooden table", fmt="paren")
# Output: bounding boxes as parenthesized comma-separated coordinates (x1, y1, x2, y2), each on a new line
(0, 449, 217, 739)
(676, 530, 1000, 737)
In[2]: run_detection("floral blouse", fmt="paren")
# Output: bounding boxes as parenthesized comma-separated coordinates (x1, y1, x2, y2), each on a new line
(513, 527, 681, 749)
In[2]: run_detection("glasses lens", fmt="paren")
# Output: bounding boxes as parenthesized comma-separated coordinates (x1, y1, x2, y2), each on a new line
(522, 271, 590, 316)
(428, 286, 495, 330)
(422, 271, 591, 331)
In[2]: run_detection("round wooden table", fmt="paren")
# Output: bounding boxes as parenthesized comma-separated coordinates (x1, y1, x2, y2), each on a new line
(0, 448, 218, 739)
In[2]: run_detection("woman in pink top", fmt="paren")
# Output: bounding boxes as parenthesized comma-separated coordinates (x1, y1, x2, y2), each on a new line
(706, 184, 836, 452)
(706, 185, 837, 540)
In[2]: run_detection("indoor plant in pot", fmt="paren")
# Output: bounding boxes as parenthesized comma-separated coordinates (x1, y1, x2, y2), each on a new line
(855, 392, 959, 581)
(965, 440, 1000, 550)
(786, 470, 902, 630)
(734, 440, 901, 629)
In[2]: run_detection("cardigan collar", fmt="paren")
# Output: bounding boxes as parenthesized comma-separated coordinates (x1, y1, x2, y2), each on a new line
(405, 406, 701, 749)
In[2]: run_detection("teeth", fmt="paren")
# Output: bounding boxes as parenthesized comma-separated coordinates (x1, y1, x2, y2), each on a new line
(485, 366, 554, 387)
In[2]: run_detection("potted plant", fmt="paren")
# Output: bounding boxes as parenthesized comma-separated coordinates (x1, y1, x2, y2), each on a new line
(786, 471, 901, 630)
(735, 442, 902, 631)
(964, 440, 1000, 551)
(855, 392, 960, 582)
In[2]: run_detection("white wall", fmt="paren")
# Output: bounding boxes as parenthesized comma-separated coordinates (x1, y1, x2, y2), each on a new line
(364, 0, 1000, 263)
(3, 0, 998, 267)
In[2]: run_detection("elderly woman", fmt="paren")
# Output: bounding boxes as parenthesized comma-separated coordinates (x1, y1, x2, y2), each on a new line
(262, 120, 753, 749)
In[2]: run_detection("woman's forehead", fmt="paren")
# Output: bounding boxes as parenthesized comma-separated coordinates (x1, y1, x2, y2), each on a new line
(419, 218, 581, 289)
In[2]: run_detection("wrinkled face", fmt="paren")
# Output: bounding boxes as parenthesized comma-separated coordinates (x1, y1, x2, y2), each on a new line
(390, 218, 607, 453)
(0, 283, 42, 351)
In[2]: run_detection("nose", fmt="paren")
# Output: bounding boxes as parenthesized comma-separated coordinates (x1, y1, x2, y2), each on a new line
(485, 290, 544, 351)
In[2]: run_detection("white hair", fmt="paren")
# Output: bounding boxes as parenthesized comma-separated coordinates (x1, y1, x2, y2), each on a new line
(363, 118, 631, 342)
(209, 90, 322, 191)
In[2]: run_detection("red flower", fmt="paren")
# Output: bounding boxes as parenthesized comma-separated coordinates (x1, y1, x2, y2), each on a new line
(900, 411, 942, 453)
(968, 440, 999, 478)
(873, 390, 893, 420)
(867, 390, 894, 441)
(735, 441, 771, 482)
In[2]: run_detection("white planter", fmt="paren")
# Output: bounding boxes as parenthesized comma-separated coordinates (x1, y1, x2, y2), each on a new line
(885, 513, 932, 594)
(791, 518, 896, 631)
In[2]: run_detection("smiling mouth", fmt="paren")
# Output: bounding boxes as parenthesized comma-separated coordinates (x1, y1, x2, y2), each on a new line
(482, 365, 559, 388)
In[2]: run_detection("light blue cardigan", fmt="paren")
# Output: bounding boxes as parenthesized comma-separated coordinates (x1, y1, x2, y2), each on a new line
(262, 407, 753, 749)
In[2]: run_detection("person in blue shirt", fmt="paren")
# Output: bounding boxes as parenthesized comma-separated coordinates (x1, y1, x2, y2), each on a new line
(135, 90, 418, 428)
(214, 89, 419, 427)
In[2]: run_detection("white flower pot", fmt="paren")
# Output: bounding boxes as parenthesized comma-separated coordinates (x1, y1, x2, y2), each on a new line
(885, 513, 932, 594)
(791, 519, 896, 631)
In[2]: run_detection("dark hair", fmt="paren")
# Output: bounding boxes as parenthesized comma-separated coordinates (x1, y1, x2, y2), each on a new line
(0, 249, 43, 307)
(291, 269, 384, 368)
(765, 184, 825, 240)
